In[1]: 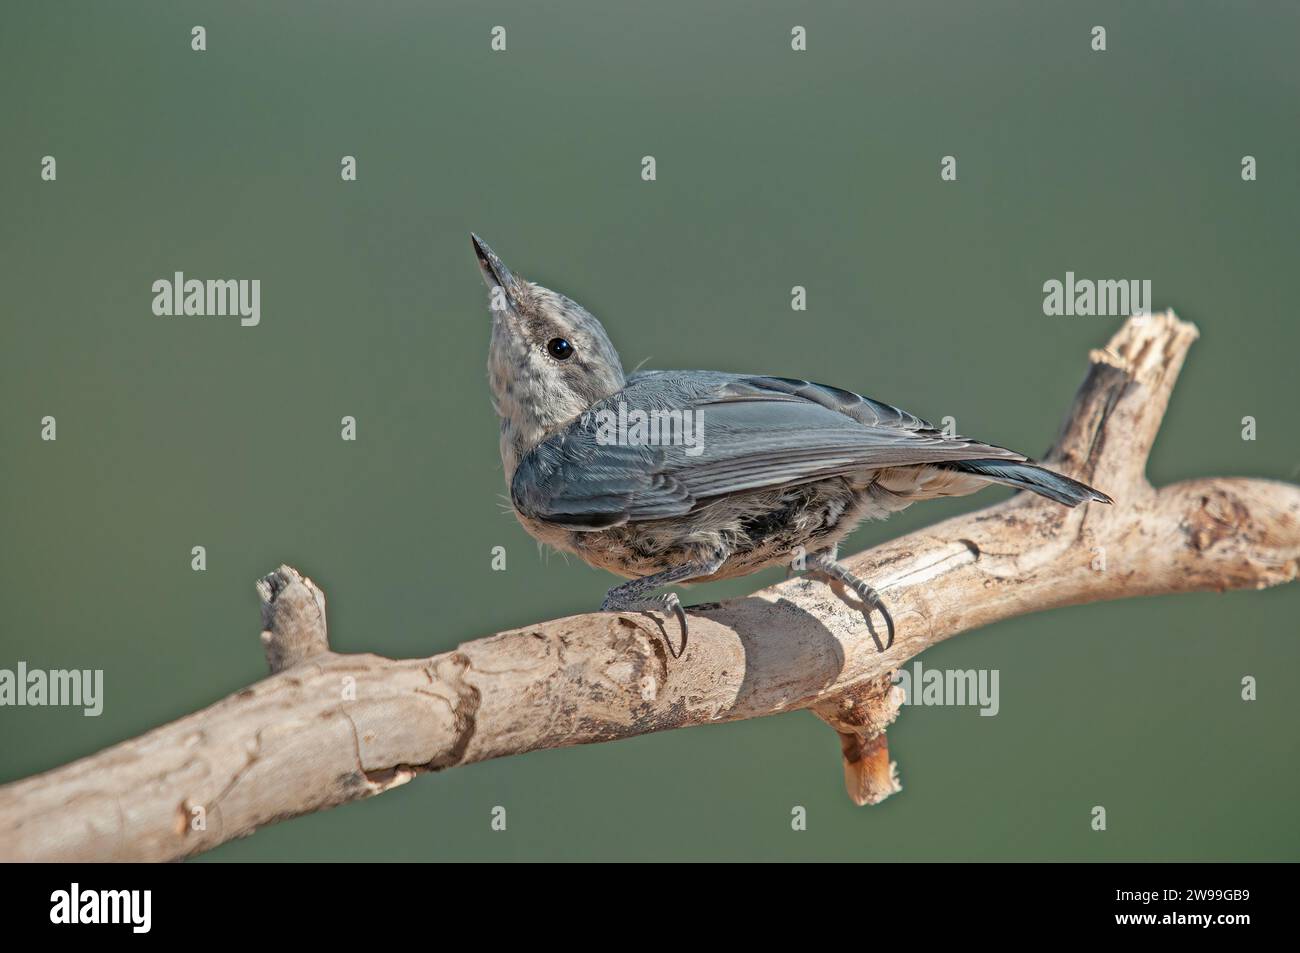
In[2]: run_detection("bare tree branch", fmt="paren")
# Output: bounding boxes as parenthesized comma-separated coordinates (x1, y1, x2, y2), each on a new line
(1, 312, 1296, 860)
(257, 567, 329, 674)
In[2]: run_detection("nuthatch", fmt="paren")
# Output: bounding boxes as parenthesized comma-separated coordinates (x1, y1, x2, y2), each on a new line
(473, 234, 1111, 657)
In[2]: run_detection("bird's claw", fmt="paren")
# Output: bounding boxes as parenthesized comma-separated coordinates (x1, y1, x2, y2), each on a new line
(845, 578, 894, 652)
(807, 553, 895, 653)
(601, 591, 689, 659)
(664, 593, 688, 659)
(862, 595, 895, 653)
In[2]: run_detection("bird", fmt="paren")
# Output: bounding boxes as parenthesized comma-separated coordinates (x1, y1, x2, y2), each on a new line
(472, 234, 1112, 658)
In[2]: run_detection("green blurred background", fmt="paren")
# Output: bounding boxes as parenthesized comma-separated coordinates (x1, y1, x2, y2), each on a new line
(2, 0, 1297, 861)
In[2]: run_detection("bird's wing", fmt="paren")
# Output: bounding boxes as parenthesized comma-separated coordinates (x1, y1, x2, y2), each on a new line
(510, 373, 1026, 529)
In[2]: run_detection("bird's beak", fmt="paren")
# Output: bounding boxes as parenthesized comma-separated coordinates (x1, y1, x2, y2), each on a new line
(471, 233, 519, 308)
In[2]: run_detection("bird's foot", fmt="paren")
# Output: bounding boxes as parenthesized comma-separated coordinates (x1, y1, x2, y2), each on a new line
(599, 554, 727, 660)
(807, 552, 895, 652)
(601, 590, 689, 658)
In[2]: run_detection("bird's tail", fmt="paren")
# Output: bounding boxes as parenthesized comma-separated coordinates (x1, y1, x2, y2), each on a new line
(946, 459, 1113, 507)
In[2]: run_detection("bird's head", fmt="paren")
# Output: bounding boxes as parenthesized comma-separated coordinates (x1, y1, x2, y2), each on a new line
(472, 234, 625, 452)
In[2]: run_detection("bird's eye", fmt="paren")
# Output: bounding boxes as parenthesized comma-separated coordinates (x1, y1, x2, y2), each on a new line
(546, 338, 575, 361)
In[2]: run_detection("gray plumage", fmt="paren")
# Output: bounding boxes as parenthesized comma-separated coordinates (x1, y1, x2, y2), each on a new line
(473, 234, 1112, 655)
